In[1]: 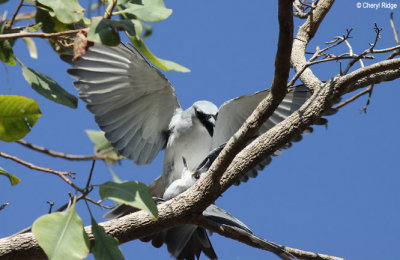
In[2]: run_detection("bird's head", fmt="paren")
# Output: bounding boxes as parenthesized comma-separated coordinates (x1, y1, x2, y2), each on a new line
(182, 156, 202, 181)
(192, 101, 218, 136)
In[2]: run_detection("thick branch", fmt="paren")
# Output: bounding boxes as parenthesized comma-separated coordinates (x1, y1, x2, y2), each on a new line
(1, 203, 343, 260)
(196, 216, 344, 260)
(291, 0, 335, 91)
(203, 0, 295, 210)
(217, 58, 400, 192)
(339, 58, 400, 91)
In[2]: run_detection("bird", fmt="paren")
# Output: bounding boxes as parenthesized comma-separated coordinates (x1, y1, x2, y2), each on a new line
(105, 152, 292, 260)
(65, 42, 314, 197)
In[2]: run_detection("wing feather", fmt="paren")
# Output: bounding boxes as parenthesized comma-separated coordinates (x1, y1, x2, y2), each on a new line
(212, 86, 311, 149)
(68, 43, 180, 165)
(212, 86, 311, 184)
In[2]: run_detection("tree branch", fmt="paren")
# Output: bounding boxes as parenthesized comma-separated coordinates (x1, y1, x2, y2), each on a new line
(194, 217, 344, 260)
(390, 12, 399, 45)
(0, 152, 78, 189)
(1, 202, 344, 260)
(0, 29, 84, 40)
(104, 0, 118, 19)
(203, 0, 295, 209)
(291, 0, 334, 91)
(5, 0, 24, 30)
(16, 140, 122, 161)
(333, 85, 372, 110)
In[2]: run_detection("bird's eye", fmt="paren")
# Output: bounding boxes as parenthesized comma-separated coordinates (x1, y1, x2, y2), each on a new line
(195, 109, 204, 119)
(193, 173, 200, 179)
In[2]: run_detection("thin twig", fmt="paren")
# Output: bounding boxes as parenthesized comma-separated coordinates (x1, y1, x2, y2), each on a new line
(6, 24, 35, 31)
(104, 0, 117, 19)
(370, 23, 383, 49)
(0, 151, 78, 189)
(360, 85, 374, 113)
(0, 203, 9, 211)
(289, 29, 353, 86)
(333, 85, 373, 110)
(0, 29, 84, 40)
(85, 160, 96, 188)
(84, 199, 94, 218)
(307, 54, 373, 66)
(85, 197, 114, 210)
(344, 39, 353, 56)
(13, 192, 90, 235)
(390, 12, 399, 45)
(13, 11, 36, 23)
(371, 45, 400, 54)
(342, 24, 383, 75)
(46, 201, 55, 214)
(13, 191, 110, 236)
(16, 139, 121, 161)
(5, 0, 24, 30)
(335, 18, 400, 111)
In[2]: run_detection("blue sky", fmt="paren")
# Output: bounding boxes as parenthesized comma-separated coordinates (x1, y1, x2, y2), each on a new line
(1, 1, 400, 259)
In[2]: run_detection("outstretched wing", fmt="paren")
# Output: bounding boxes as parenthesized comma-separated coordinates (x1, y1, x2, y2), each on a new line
(67, 43, 180, 165)
(211, 86, 314, 184)
(211, 85, 311, 150)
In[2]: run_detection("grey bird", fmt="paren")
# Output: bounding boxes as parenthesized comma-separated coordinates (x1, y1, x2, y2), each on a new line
(105, 152, 292, 260)
(66, 42, 313, 197)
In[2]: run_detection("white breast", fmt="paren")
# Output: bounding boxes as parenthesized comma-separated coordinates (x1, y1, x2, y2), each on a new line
(162, 113, 212, 188)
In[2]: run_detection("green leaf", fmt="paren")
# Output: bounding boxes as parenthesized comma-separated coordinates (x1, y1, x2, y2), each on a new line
(0, 95, 42, 142)
(85, 130, 113, 152)
(28, 22, 43, 32)
(91, 217, 125, 260)
(85, 130, 124, 163)
(21, 64, 78, 108)
(23, 38, 38, 59)
(131, 0, 169, 8)
(129, 37, 190, 72)
(0, 0, 9, 4)
(35, 4, 75, 33)
(0, 167, 20, 186)
(87, 17, 142, 46)
(99, 181, 158, 220)
(120, 2, 172, 23)
(0, 40, 16, 65)
(34, 5, 75, 54)
(32, 198, 90, 260)
(37, 0, 84, 24)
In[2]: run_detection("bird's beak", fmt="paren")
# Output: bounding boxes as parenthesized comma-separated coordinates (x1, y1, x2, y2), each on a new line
(208, 115, 217, 127)
(182, 156, 188, 169)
